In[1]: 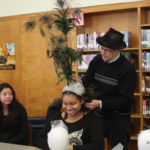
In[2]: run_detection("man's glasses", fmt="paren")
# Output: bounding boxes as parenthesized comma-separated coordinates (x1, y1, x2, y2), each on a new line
(100, 46, 114, 53)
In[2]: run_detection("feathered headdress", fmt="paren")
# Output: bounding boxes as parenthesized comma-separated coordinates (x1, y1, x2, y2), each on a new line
(25, 0, 82, 84)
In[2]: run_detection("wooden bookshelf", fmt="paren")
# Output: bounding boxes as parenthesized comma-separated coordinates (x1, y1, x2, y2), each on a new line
(70, 1, 150, 150)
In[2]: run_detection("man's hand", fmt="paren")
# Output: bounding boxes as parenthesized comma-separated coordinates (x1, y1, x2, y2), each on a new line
(85, 100, 100, 110)
(67, 145, 73, 150)
(72, 74, 81, 82)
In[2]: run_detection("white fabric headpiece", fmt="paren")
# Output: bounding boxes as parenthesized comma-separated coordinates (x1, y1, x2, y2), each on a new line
(62, 81, 85, 96)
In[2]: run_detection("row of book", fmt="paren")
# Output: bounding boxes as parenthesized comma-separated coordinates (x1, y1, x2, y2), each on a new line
(141, 29, 150, 48)
(121, 31, 131, 48)
(143, 98, 150, 116)
(78, 52, 137, 71)
(77, 32, 104, 50)
(142, 76, 150, 94)
(78, 54, 96, 71)
(142, 52, 150, 70)
(77, 31, 131, 50)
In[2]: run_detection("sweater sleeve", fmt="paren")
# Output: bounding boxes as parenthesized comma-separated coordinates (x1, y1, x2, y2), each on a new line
(73, 115, 104, 150)
(8, 105, 29, 145)
(35, 121, 51, 150)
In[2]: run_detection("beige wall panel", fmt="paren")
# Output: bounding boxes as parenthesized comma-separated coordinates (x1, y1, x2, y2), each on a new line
(0, 18, 25, 105)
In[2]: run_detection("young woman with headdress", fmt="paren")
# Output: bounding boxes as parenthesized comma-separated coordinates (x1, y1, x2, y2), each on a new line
(35, 81, 104, 150)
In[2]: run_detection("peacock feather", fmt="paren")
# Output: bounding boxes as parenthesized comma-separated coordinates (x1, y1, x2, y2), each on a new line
(25, 0, 83, 84)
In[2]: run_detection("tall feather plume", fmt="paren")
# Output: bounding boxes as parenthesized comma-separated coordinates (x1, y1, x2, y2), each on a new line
(25, 0, 83, 84)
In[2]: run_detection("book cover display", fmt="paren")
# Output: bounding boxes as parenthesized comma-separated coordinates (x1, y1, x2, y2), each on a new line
(142, 52, 150, 71)
(70, 9, 84, 26)
(141, 29, 150, 48)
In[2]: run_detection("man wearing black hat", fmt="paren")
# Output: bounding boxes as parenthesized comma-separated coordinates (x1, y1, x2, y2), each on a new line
(73, 27, 137, 150)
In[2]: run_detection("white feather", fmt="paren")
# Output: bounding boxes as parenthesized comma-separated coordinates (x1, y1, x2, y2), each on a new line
(47, 126, 69, 150)
(138, 129, 150, 150)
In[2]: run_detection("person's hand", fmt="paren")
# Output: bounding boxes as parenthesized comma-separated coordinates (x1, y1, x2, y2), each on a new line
(67, 145, 73, 150)
(72, 74, 81, 82)
(85, 100, 100, 110)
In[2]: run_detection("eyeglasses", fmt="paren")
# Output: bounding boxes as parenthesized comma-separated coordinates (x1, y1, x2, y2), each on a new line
(100, 46, 114, 53)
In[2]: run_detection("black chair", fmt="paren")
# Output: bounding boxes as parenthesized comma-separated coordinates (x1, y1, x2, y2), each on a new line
(28, 123, 32, 146)
(28, 98, 62, 146)
(46, 98, 62, 122)
(28, 117, 46, 146)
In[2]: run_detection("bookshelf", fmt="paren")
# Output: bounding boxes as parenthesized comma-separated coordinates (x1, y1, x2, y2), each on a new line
(140, 6, 150, 145)
(71, 1, 150, 150)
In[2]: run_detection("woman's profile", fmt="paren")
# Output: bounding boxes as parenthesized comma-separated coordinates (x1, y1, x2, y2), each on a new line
(0, 83, 28, 145)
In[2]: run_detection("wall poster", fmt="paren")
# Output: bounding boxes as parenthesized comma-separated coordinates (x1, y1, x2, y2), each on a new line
(0, 43, 15, 70)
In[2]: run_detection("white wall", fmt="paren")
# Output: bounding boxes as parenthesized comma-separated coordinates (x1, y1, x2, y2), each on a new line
(0, 0, 142, 17)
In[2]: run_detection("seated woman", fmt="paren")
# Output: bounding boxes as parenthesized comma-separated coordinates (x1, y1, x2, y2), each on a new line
(35, 81, 104, 150)
(0, 83, 28, 145)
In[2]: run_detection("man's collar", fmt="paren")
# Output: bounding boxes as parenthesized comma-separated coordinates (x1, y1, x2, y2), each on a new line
(107, 54, 120, 63)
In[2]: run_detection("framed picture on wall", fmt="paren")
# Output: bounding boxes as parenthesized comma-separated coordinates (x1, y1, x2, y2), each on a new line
(0, 43, 15, 70)
(70, 9, 84, 26)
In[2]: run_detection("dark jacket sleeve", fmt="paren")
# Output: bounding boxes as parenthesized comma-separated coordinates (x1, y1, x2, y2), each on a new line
(8, 104, 29, 145)
(35, 122, 51, 150)
(74, 114, 104, 150)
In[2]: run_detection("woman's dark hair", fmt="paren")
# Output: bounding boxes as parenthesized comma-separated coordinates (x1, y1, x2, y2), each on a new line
(62, 91, 83, 101)
(0, 83, 21, 128)
(62, 91, 86, 120)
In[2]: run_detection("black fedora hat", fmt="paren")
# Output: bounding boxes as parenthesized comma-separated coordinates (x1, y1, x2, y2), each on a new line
(96, 27, 126, 50)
